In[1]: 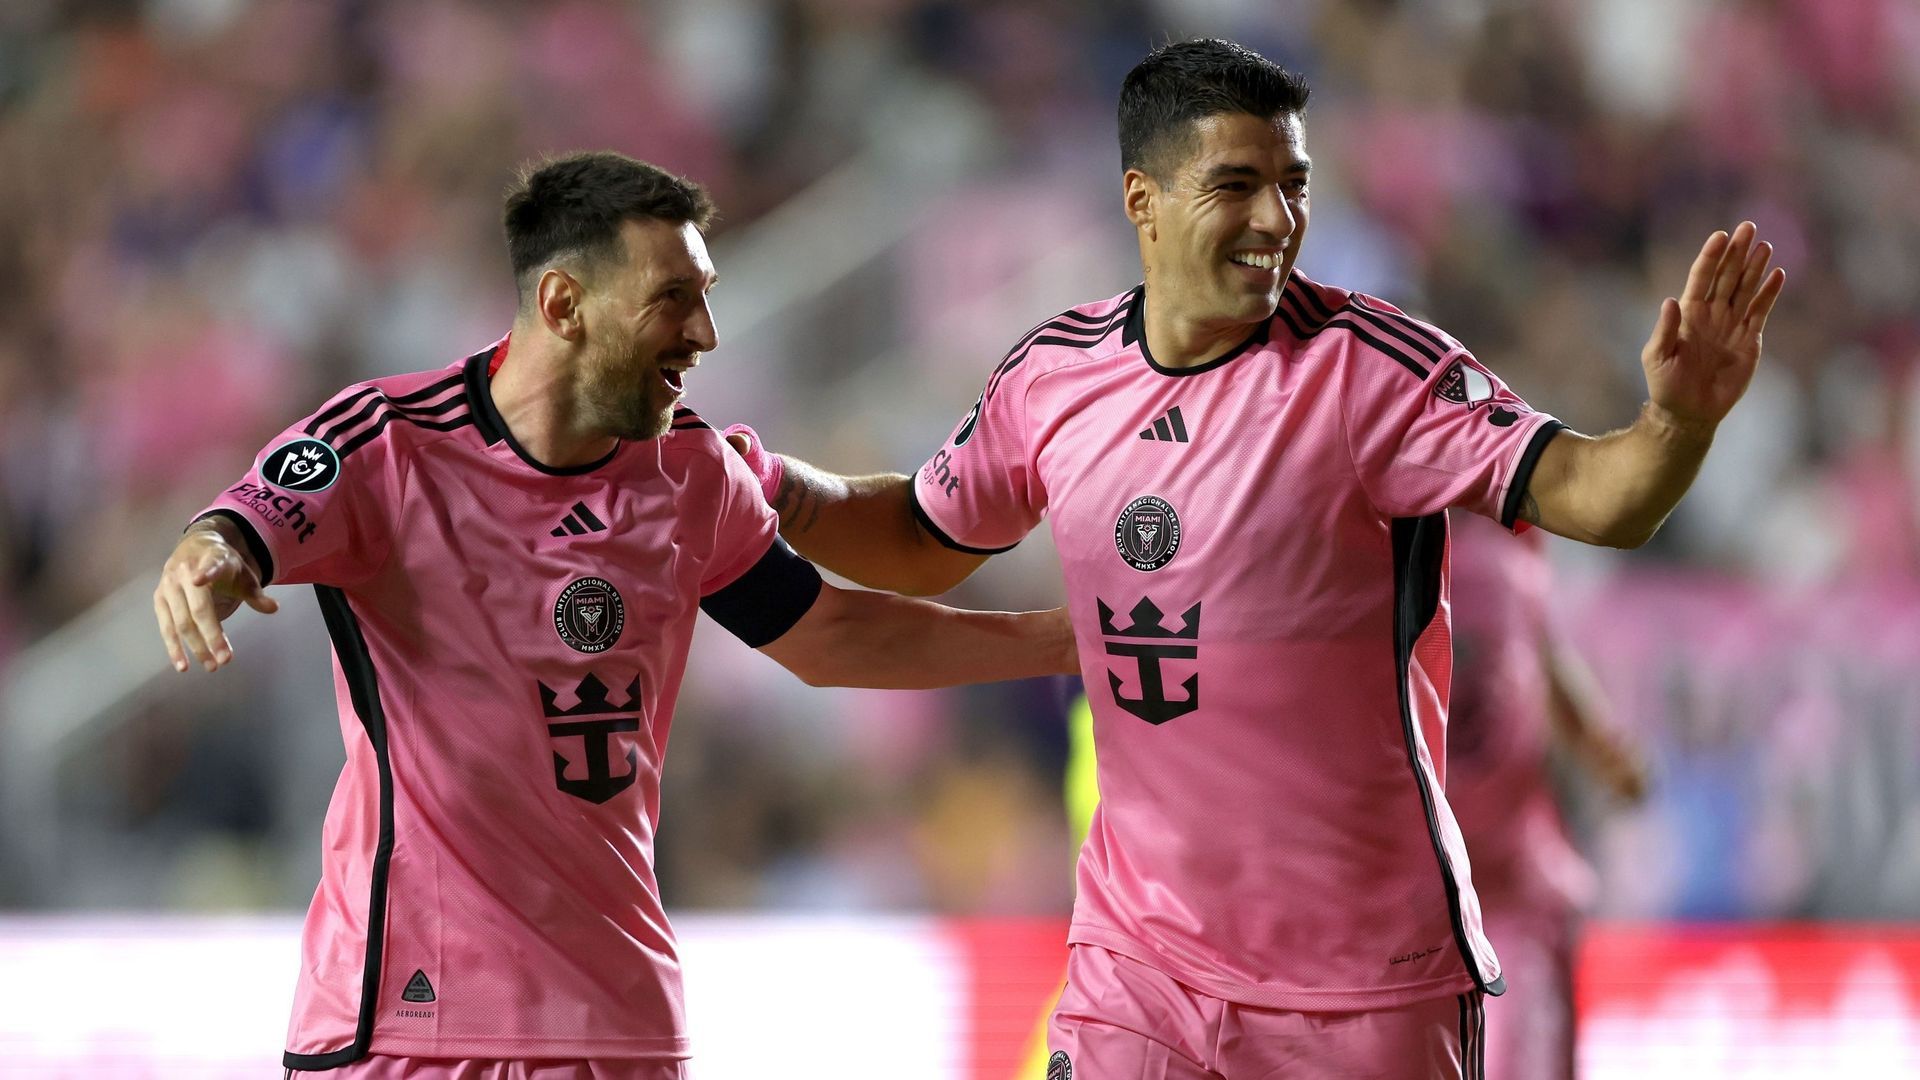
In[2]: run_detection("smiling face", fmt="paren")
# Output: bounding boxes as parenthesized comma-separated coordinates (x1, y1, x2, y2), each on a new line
(577, 217, 718, 440)
(1128, 110, 1311, 332)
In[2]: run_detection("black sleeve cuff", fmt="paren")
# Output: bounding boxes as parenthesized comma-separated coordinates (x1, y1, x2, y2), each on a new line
(1499, 419, 1566, 529)
(700, 536, 825, 648)
(908, 486, 1018, 556)
(191, 509, 276, 586)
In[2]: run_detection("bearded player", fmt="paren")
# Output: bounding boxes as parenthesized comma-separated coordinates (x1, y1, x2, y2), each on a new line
(727, 38, 1783, 1079)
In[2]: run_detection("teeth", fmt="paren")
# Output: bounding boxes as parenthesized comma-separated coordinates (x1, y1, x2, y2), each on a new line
(1230, 252, 1280, 270)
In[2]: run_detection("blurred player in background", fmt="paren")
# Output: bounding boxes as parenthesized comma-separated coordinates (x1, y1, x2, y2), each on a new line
(726, 37, 1783, 1079)
(1446, 511, 1647, 1080)
(151, 151, 1077, 1079)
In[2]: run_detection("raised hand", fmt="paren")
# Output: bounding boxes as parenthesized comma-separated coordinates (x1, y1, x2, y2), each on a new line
(1641, 221, 1787, 434)
(154, 521, 279, 673)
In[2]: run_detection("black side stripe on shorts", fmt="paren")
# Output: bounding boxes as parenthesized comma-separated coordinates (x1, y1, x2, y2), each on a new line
(284, 587, 396, 1072)
(1457, 994, 1486, 1079)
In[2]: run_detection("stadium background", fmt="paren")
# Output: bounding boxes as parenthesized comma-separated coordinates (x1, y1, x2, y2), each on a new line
(1, 0, 1918, 1075)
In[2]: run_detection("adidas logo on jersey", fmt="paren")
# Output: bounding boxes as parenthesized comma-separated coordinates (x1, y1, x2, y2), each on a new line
(551, 502, 608, 537)
(1137, 406, 1190, 443)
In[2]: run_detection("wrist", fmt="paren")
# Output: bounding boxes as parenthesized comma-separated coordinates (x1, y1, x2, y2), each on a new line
(1640, 401, 1717, 448)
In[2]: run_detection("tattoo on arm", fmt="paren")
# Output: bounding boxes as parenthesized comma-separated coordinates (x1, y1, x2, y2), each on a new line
(772, 469, 822, 535)
(1518, 490, 1541, 526)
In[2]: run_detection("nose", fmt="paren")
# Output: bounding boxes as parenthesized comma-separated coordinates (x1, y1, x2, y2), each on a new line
(1251, 183, 1297, 243)
(687, 295, 718, 353)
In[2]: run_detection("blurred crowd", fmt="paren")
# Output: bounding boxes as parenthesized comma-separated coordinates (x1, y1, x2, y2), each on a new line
(1, 0, 1917, 920)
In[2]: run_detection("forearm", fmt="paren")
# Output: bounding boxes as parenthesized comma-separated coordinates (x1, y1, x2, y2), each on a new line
(185, 513, 265, 582)
(781, 589, 1077, 689)
(771, 456, 977, 595)
(1528, 404, 1713, 548)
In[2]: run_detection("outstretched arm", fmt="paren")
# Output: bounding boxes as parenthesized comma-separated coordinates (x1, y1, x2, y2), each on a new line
(758, 582, 1075, 688)
(154, 515, 281, 673)
(1543, 639, 1647, 803)
(1522, 222, 1786, 547)
(727, 428, 988, 595)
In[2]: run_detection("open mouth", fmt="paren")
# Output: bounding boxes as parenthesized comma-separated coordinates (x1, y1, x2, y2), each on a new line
(661, 367, 686, 393)
(1228, 250, 1283, 274)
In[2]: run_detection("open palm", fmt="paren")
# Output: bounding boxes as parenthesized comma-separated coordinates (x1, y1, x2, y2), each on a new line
(1642, 221, 1787, 429)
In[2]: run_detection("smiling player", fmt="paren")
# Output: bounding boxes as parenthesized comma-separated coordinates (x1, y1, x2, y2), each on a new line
(726, 37, 1785, 1079)
(152, 151, 1078, 1079)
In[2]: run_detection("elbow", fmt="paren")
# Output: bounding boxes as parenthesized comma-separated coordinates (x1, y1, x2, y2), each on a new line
(1588, 516, 1663, 550)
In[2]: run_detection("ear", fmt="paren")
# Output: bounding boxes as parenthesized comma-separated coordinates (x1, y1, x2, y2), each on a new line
(535, 268, 586, 342)
(1123, 168, 1159, 241)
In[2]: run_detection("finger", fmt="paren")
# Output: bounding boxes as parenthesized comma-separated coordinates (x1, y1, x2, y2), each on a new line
(189, 545, 232, 588)
(1646, 297, 1681, 357)
(1743, 266, 1787, 333)
(163, 587, 215, 671)
(242, 581, 281, 615)
(182, 578, 233, 667)
(1707, 221, 1756, 303)
(155, 590, 189, 672)
(725, 432, 750, 457)
(1731, 239, 1773, 308)
(1680, 230, 1729, 303)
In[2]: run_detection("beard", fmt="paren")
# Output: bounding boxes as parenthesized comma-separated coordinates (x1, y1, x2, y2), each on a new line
(580, 337, 675, 441)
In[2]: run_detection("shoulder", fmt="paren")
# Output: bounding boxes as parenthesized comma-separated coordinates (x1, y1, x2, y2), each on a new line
(1277, 272, 1464, 384)
(298, 361, 477, 465)
(658, 404, 729, 465)
(983, 287, 1141, 399)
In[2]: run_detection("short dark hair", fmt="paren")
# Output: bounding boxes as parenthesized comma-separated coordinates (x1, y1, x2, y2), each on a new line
(502, 151, 715, 300)
(1119, 39, 1311, 181)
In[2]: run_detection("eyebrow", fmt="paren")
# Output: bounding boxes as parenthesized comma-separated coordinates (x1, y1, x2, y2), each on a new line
(1199, 159, 1313, 184)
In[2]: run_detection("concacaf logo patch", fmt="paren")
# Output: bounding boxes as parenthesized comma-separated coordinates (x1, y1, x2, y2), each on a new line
(1433, 358, 1495, 409)
(554, 577, 626, 654)
(1046, 1050, 1073, 1080)
(1114, 494, 1182, 572)
(262, 437, 340, 493)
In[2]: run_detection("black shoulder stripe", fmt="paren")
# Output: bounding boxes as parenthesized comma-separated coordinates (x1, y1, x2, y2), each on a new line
(387, 371, 468, 406)
(1339, 304, 1446, 369)
(671, 419, 712, 431)
(1273, 303, 1431, 379)
(305, 386, 381, 437)
(317, 388, 470, 448)
(985, 303, 1131, 401)
(336, 411, 474, 460)
(1350, 295, 1454, 356)
(1288, 276, 1339, 321)
(1280, 283, 1333, 333)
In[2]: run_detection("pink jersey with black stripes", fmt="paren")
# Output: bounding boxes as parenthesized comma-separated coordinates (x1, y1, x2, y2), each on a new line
(197, 340, 811, 1065)
(913, 272, 1563, 1009)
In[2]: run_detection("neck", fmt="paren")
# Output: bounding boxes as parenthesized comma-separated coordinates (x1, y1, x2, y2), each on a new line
(1141, 282, 1257, 369)
(491, 321, 618, 468)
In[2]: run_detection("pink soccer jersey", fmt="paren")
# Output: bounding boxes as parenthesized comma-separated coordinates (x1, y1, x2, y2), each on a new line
(196, 339, 821, 1068)
(913, 272, 1564, 1010)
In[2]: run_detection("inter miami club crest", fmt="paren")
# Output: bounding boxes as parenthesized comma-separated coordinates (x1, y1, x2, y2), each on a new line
(1046, 1051, 1073, 1080)
(554, 577, 625, 653)
(1114, 494, 1182, 572)
(261, 437, 340, 493)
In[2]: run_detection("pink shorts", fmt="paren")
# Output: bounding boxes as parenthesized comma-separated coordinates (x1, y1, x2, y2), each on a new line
(1047, 944, 1484, 1079)
(288, 1057, 688, 1080)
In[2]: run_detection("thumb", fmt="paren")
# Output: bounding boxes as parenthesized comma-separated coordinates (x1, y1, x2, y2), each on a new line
(725, 432, 751, 457)
(1646, 297, 1682, 359)
(244, 587, 281, 615)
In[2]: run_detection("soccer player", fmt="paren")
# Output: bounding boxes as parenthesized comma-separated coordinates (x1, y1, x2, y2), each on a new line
(150, 151, 1077, 1079)
(1445, 511, 1647, 1080)
(724, 38, 1784, 1079)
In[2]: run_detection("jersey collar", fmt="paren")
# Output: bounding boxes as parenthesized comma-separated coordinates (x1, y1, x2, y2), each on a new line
(1125, 284, 1275, 377)
(464, 337, 624, 476)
